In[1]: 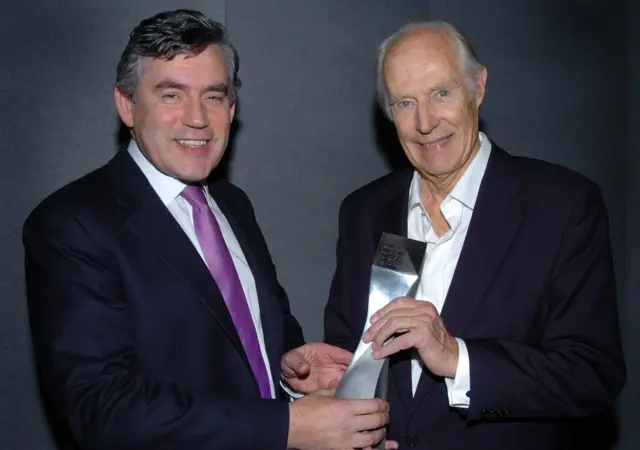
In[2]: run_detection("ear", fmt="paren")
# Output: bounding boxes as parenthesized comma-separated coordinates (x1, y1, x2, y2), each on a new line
(229, 101, 236, 123)
(114, 86, 134, 128)
(474, 67, 488, 107)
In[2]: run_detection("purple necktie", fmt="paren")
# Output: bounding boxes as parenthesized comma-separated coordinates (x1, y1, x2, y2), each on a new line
(181, 185, 271, 398)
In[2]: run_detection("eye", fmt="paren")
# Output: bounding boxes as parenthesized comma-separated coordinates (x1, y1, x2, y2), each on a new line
(206, 95, 224, 103)
(437, 90, 450, 98)
(160, 91, 181, 101)
(395, 100, 414, 109)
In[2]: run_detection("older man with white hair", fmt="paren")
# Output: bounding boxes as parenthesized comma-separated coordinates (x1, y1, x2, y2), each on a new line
(324, 21, 626, 450)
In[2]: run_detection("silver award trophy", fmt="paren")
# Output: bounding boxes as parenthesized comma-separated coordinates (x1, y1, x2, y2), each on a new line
(336, 233, 427, 449)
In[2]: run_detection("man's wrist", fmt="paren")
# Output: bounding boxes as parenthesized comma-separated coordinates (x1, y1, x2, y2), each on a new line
(287, 401, 304, 449)
(446, 336, 460, 378)
(280, 377, 305, 400)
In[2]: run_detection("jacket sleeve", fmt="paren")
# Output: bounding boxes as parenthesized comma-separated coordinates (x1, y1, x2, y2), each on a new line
(324, 195, 365, 353)
(465, 183, 626, 421)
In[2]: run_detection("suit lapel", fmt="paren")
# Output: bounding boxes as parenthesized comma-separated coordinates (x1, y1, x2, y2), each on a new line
(440, 148, 523, 336)
(109, 152, 249, 371)
(371, 170, 415, 414)
(372, 186, 409, 249)
(411, 146, 524, 411)
(209, 181, 283, 392)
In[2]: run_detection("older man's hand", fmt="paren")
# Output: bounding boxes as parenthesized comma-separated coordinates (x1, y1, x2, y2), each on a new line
(363, 296, 459, 378)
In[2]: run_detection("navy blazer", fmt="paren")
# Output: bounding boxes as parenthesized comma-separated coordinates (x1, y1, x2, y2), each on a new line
(324, 145, 626, 450)
(24, 149, 305, 450)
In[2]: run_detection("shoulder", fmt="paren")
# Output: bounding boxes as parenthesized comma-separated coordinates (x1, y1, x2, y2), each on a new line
(24, 163, 113, 235)
(492, 145, 602, 206)
(340, 168, 412, 215)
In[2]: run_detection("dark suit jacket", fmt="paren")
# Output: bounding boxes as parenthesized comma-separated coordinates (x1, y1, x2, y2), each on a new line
(24, 149, 305, 450)
(324, 145, 626, 450)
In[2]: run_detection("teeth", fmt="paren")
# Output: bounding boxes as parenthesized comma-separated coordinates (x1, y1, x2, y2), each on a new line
(424, 138, 447, 147)
(177, 139, 207, 147)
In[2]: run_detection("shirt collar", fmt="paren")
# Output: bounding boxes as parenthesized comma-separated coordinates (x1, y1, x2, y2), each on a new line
(408, 132, 492, 212)
(127, 140, 192, 206)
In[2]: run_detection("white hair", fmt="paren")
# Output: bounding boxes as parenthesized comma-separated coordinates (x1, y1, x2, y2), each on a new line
(376, 21, 484, 119)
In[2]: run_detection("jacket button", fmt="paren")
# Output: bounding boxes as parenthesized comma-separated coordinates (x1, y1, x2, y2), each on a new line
(406, 433, 419, 447)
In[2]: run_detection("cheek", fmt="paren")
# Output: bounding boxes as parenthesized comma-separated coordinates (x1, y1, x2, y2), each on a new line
(138, 102, 180, 124)
(394, 117, 416, 140)
(152, 108, 182, 127)
(208, 109, 232, 129)
(458, 101, 478, 126)
(439, 103, 465, 124)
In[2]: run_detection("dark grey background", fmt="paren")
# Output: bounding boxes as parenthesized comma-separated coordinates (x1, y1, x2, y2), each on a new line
(0, 1, 636, 449)
(622, 0, 638, 447)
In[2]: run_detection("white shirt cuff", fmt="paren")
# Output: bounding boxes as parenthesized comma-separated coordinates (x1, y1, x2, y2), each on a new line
(444, 338, 471, 408)
(279, 379, 305, 402)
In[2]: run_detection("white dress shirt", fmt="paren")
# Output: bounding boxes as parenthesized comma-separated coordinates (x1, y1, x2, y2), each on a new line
(407, 132, 492, 407)
(128, 140, 276, 398)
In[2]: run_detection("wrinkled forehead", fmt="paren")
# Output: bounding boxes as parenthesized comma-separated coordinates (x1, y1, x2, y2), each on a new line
(384, 30, 460, 80)
(144, 46, 228, 78)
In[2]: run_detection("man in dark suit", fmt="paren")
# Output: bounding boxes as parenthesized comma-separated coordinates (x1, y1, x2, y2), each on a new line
(324, 21, 626, 449)
(24, 10, 390, 450)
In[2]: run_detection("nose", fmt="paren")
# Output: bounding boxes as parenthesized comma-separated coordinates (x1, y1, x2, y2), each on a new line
(182, 97, 209, 129)
(415, 101, 438, 135)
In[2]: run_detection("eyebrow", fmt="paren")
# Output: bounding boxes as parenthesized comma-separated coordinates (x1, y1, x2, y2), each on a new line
(154, 80, 229, 95)
(388, 78, 462, 102)
(154, 80, 188, 91)
(433, 79, 463, 90)
(389, 96, 408, 104)
(204, 83, 229, 95)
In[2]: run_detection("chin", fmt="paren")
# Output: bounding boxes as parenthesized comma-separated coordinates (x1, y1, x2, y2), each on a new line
(416, 161, 456, 177)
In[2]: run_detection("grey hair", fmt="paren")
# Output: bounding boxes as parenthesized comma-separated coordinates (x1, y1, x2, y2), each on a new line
(376, 21, 484, 119)
(116, 9, 241, 104)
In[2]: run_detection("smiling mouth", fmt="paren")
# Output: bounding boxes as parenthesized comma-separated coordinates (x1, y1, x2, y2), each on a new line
(420, 135, 453, 148)
(176, 139, 210, 148)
